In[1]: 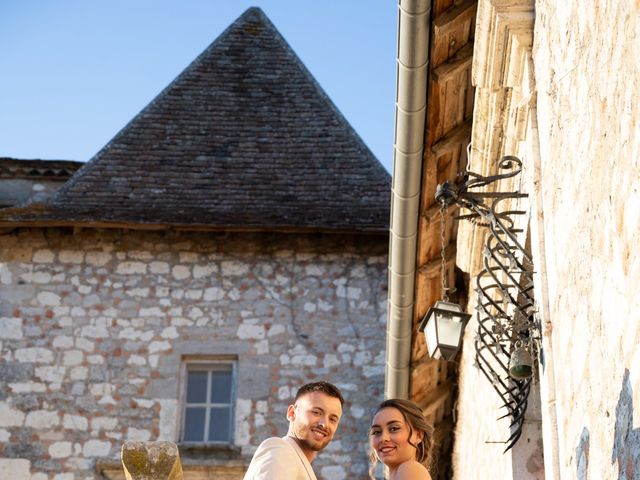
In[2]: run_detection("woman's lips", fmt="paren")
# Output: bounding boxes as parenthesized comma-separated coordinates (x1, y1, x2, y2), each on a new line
(377, 445, 396, 455)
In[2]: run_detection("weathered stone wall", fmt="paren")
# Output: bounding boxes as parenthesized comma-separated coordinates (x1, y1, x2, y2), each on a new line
(0, 179, 66, 207)
(451, 1, 639, 478)
(533, 0, 640, 478)
(0, 227, 388, 480)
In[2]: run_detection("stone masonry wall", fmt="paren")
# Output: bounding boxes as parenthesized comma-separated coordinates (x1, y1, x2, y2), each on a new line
(534, 0, 640, 478)
(0, 227, 388, 480)
(0, 179, 61, 208)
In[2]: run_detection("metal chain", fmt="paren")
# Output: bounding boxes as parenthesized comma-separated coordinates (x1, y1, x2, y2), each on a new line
(440, 204, 449, 301)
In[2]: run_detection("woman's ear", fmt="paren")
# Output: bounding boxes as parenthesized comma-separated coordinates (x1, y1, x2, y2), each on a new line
(412, 429, 424, 444)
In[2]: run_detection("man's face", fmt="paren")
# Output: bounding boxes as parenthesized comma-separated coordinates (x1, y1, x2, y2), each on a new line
(287, 391, 343, 454)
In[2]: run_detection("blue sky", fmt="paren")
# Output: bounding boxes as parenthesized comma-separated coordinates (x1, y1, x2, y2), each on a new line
(0, 1, 397, 172)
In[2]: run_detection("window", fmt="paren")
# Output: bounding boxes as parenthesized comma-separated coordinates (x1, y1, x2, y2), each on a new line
(181, 361, 236, 444)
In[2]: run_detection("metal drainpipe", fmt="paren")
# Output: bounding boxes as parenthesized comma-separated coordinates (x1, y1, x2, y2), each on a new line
(385, 0, 431, 400)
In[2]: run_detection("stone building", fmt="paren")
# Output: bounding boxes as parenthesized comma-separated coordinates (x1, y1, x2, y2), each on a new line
(0, 159, 82, 209)
(388, 0, 639, 479)
(0, 8, 390, 480)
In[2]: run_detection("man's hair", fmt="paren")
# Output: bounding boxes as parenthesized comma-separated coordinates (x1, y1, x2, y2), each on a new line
(294, 381, 344, 406)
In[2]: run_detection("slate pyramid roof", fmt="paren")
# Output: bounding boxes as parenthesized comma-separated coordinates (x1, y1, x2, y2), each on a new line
(1, 7, 390, 233)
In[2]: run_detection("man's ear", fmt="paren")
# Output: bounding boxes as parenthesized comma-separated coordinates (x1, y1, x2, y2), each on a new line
(286, 404, 296, 422)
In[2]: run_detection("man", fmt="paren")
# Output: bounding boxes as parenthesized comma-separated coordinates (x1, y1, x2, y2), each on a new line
(243, 381, 344, 480)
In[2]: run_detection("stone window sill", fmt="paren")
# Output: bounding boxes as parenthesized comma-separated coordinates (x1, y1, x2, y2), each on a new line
(178, 442, 241, 455)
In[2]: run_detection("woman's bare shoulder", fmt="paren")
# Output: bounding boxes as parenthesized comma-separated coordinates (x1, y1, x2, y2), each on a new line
(395, 460, 432, 480)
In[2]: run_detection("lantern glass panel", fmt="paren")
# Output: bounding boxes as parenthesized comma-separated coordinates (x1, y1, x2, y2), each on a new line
(424, 312, 438, 357)
(436, 311, 463, 348)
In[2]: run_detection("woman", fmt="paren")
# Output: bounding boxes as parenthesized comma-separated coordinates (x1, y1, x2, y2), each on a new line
(369, 398, 433, 480)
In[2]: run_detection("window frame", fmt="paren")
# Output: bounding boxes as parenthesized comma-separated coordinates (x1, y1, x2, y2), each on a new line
(179, 356, 237, 445)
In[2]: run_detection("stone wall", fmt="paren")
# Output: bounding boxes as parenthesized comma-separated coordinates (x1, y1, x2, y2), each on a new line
(0, 159, 82, 208)
(0, 179, 64, 208)
(0, 227, 388, 480)
(533, 0, 640, 478)
(452, 0, 640, 478)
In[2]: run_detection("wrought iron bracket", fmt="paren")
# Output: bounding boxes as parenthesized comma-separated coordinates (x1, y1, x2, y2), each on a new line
(437, 155, 541, 451)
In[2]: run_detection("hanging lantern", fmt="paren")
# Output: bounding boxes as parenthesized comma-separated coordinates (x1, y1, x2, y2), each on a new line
(419, 202, 471, 362)
(508, 343, 533, 379)
(419, 300, 471, 361)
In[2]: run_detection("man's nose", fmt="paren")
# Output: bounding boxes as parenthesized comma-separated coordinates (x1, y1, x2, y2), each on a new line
(318, 415, 329, 428)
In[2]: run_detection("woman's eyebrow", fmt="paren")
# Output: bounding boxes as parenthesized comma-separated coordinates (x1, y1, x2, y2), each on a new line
(385, 420, 403, 426)
(370, 420, 402, 428)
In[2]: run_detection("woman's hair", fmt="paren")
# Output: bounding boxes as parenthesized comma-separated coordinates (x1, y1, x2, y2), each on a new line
(368, 398, 434, 479)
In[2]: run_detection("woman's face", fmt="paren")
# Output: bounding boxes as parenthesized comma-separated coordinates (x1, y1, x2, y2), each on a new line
(370, 407, 423, 469)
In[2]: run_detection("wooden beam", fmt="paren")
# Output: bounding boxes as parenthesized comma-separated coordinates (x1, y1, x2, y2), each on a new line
(430, 120, 472, 158)
(434, 0, 478, 37)
(431, 418, 455, 480)
(432, 417, 454, 448)
(421, 202, 442, 226)
(418, 382, 452, 419)
(417, 243, 457, 279)
(432, 43, 474, 83)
